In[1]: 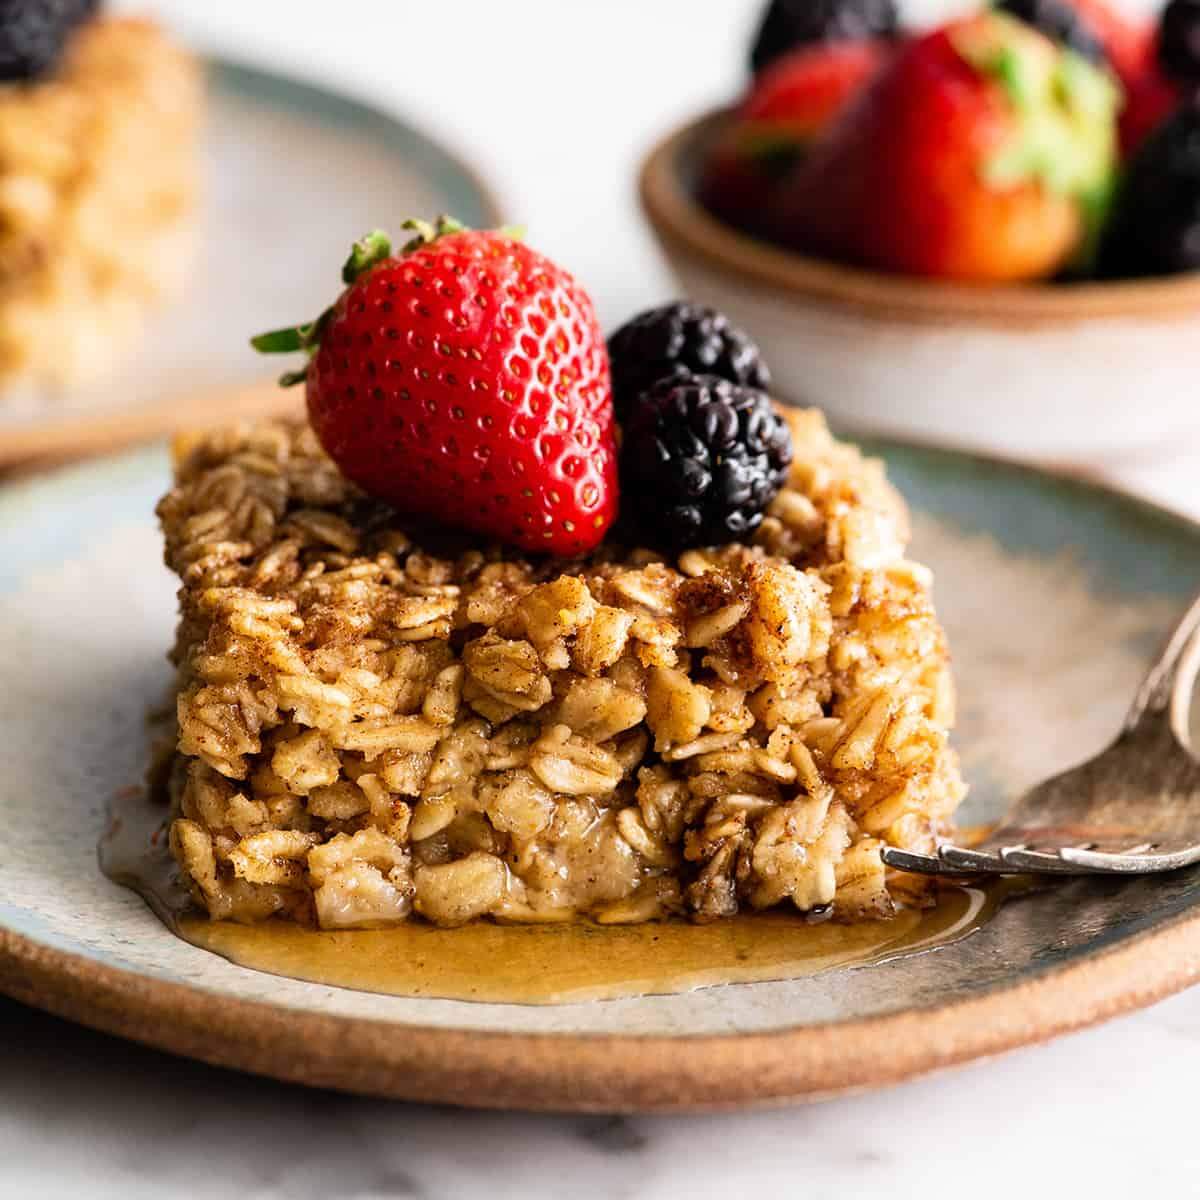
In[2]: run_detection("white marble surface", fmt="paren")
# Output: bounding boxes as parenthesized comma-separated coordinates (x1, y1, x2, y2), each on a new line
(3, 988, 1199, 1199)
(9, 0, 1200, 1196)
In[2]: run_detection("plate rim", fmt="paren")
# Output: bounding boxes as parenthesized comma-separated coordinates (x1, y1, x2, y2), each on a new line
(3, 904, 1197, 1112)
(3, 436, 1200, 1111)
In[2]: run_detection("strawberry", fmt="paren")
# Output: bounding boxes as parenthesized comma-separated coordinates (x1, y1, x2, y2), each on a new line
(1070, 0, 1154, 85)
(998, 0, 1153, 87)
(700, 40, 889, 229)
(252, 217, 618, 556)
(739, 39, 891, 136)
(1120, 56, 1181, 156)
(1116, 0, 1200, 158)
(766, 12, 1120, 282)
(1029, 0, 1167, 158)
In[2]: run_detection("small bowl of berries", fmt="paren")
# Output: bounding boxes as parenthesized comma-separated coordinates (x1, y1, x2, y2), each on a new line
(639, 0, 1200, 461)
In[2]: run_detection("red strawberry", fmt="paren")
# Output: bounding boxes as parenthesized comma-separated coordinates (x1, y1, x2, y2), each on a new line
(700, 40, 888, 228)
(1120, 54, 1181, 155)
(252, 218, 617, 556)
(767, 12, 1120, 281)
(1115, 0, 1200, 159)
(1057, 0, 1172, 158)
(1070, 0, 1153, 85)
(740, 38, 891, 134)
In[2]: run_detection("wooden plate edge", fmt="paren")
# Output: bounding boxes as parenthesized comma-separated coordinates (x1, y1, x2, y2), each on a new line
(0, 380, 303, 469)
(2, 902, 1197, 1113)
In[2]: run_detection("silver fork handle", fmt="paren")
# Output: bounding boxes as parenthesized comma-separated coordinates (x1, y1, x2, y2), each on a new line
(1123, 589, 1200, 744)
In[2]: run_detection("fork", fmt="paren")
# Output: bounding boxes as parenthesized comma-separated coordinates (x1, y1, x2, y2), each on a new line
(881, 590, 1200, 877)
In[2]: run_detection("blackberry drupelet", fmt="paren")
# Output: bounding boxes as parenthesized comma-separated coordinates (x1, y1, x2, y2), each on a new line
(996, 0, 1107, 64)
(620, 374, 793, 552)
(607, 302, 771, 424)
(1100, 96, 1200, 277)
(1160, 0, 1200, 82)
(750, 0, 899, 76)
(0, 0, 94, 81)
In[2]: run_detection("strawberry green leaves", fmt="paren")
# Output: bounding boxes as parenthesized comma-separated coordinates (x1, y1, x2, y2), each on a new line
(341, 230, 392, 284)
(251, 216, 473, 387)
(953, 11, 1119, 266)
(250, 311, 331, 387)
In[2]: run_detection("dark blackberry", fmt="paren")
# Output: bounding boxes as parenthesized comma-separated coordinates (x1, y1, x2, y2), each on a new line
(1099, 96, 1200, 278)
(1160, 0, 1200, 82)
(749, 0, 899, 76)
(0, 0, 96, 82)
(607, 302, 771, 425)
(619, 375, 793, 552)
(996, 0, 1107, 64)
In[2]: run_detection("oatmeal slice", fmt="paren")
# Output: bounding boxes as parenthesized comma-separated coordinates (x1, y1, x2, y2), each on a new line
(156, 409, 965, 927)
(0, 16, 201, 395)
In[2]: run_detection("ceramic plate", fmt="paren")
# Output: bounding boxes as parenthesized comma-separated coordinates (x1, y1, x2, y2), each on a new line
(0, 58, 501, 466)
(3, 437, 1200, 1112)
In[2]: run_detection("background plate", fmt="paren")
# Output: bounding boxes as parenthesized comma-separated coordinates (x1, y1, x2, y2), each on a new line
(0, 59, 501, 467)
(2, 435, 1200, 1110)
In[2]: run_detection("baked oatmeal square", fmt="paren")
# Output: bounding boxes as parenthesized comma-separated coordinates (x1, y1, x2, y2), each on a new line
(156, 409, 964, 928)
(0, 16, 200, 395)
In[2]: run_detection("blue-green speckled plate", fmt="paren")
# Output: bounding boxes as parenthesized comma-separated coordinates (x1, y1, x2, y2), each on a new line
(1, 438, 1199, 1111)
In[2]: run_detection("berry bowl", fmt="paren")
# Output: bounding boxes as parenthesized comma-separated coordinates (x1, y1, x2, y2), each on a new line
(639, 108, 1200, 462)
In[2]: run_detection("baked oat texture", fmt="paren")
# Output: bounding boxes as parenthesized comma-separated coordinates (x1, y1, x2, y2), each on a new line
(157, 410, 965, 928)
(0, 17, 200, 395)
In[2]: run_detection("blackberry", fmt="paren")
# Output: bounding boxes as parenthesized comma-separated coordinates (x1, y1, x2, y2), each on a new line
(607, 302, 771, 424)
(0, 0, 95, 82)
(619, 375, 793, 551)
(749, 0, 899, 76)
(1099, 96, 1200, 278)
(996, 0, 1107, 64)
(1160, 0, 1200, 82)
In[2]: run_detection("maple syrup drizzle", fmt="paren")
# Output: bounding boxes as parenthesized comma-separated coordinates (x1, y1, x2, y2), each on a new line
(101, 789, 1006, 1005)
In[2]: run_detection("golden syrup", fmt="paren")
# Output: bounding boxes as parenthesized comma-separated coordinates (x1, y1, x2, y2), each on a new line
(101, 788, 1007, 1006)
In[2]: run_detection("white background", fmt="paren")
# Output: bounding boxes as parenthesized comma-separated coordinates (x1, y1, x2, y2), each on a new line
(121, 0, 1156, 334)
(9, 3, 1196, 1198)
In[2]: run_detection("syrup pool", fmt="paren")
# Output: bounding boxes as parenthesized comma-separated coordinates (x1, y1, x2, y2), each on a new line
(101, 789, 1005, 1005)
